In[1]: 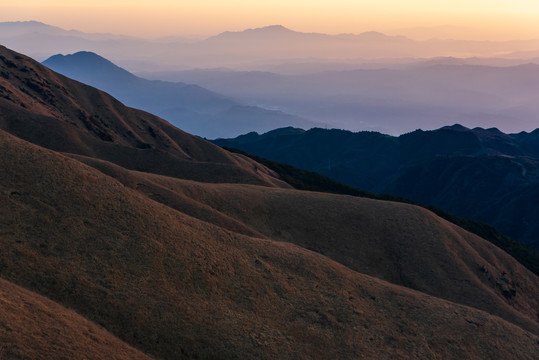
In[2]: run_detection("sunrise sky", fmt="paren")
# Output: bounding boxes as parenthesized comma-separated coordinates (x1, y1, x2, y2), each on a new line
(3, 0, 539, 40)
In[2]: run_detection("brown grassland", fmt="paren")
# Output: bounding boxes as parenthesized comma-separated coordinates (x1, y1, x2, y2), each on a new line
(0, 45, 538, 359)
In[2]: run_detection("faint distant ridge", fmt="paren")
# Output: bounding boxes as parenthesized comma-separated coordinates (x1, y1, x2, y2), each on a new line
(0, 20, 72, 37)
(43, 51, 315, 137)
(0, 20, 133, 40)
(214, 124, 539, 250)
(218, 24, 295, 36)
(4, 20, 539, 71)
(207, 24, 407, 42)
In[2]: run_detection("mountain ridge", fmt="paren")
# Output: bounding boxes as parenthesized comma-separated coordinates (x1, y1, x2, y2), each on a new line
(0, 45, 288, 187)
(4, 20, 539, 72)
(214, 125, 539, 250)
(2, 126, 538, 358)
(42, 51, 315, 137)
(1, 44, 538, 359)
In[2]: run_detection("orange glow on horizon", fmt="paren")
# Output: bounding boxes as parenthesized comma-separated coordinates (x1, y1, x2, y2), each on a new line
(2, 1, 539, 40)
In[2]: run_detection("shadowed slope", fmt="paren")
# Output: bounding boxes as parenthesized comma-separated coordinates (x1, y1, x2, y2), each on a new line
(0, 278, 154, 360)
(214, 126, 539, 249)
(72, 159, 539, 335)
(176, 184, 539, 333)
(1, 45, 539, 359)
(1, 125, 538, 359)
(0, 45, 288, 187)
(219, 145, 539, 278)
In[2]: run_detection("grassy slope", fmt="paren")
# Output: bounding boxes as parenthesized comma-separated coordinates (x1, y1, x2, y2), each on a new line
(0, 278, 153, 360)
(0, 45, 289, 188)
(68, 147, 539, 336)
(1, 129, 539, 359)
(223, 146, 539, 277)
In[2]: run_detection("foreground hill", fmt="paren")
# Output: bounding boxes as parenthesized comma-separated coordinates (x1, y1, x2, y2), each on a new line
(42, 51, 314, 138)
(214, 126, 539, 250)
(0, 45, 538, 359)
(2, 126, 539, 359)
(0, 278, 152, 360)
(68, 152, 539, 335)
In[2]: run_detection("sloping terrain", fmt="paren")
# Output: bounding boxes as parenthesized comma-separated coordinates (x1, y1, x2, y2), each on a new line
(0, 45, 287, 188)
(214, 125, 539, 249)
(1, 126, 539, 360)
(0, 45, 538, 359)
(42, 51, 314, 138)
(217, 146, 539, 277)
(0, 278, 153, 360)
(64, 156, 539, 335)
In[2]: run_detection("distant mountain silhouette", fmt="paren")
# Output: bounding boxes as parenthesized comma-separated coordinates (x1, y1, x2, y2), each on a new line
(2, 45, 539, 359)
(209, 25, 297, 39)
(214, 125, 539, 250)
(4, 21, 539, 72)
(207, 25, 403, 43)
(43, 51, 313, 138)
(150, 63, 539, 134)
(0, 20, 134, 40)
(0, 46, 287, 186)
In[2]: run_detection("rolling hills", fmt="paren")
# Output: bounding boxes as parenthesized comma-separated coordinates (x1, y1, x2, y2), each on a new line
(0, 45, 289, 187)
(0, 278, 152, 360)
(1, 45, 538, 359)
(214, 126, 539, 250)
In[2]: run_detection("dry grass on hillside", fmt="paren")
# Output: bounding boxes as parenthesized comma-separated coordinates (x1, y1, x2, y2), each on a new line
(0, 278, 153, 360)
(1, 129, 538, 359)
(70, 152, 539, 336)
(1, 45, 538, 359)
(0, 45, 289, 188)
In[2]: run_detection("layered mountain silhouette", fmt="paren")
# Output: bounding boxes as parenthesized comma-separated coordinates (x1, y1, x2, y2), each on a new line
(42, 51, 314, 138)
(150, 63, 539, 134)
(6, 21, 539, 135)
(4, 21, 539, 72)
(214, 125, 539, 251)
(1, 46, 538, 359)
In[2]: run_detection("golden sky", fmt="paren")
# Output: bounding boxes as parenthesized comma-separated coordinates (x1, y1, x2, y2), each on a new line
(3, 0, 539, 40)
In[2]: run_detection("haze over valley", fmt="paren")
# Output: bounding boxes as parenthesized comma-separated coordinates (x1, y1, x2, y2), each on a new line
(3, 21, 539, 135)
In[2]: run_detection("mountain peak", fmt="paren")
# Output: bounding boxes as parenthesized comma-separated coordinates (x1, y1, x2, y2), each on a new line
(47, 51, 112, 64)
(212, 25, 297, 40)
(251, 25, 294, 32)
(441, 124, 470, 132)
(358, 31, 387, 37)
(43, 51, 135, 82)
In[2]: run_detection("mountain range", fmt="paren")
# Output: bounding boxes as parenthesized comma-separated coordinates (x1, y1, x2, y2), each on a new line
(6, 21, 539, 136)
(1, 45, 538, 358)
(214, 125, 539, 251)
(145, 63, 539, 134)
(41, 51, 313, 138)
(38, 49, 539, 137)
(3, 21, 539, 72)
